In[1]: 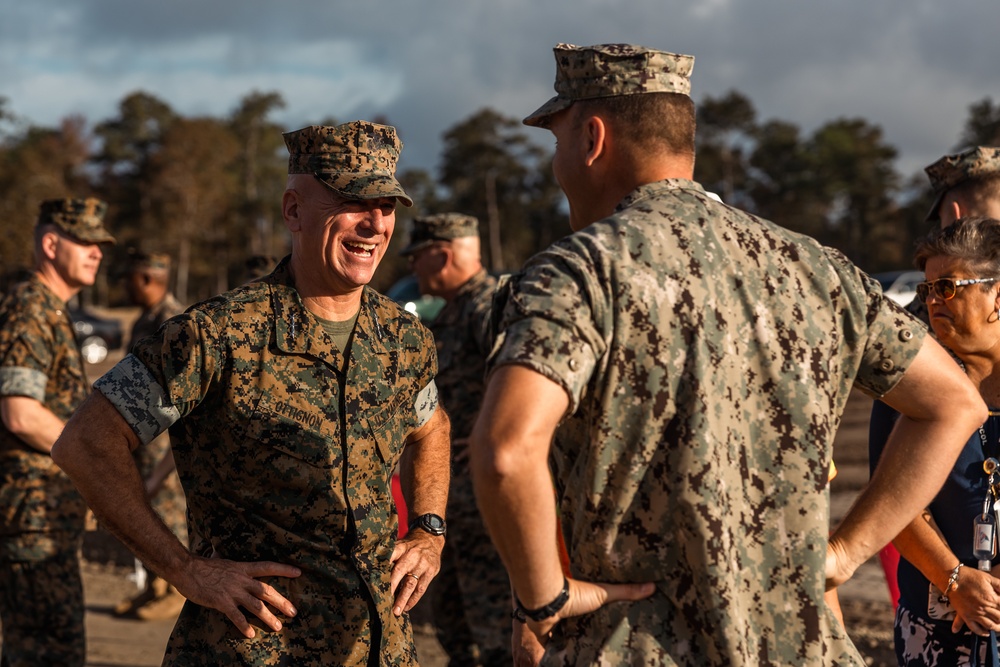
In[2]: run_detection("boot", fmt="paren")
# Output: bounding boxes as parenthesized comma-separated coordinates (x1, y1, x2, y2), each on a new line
(112, 580, 159, 617)
(133, 577, 186, 621)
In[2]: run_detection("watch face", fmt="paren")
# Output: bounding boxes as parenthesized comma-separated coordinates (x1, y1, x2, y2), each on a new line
(414, 513, 446, 535)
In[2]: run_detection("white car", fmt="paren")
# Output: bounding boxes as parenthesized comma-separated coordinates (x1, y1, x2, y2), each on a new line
(873, 270, 924, 307)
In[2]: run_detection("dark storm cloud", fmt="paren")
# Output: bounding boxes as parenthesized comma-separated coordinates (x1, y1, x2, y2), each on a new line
(1, 0, 999, 179)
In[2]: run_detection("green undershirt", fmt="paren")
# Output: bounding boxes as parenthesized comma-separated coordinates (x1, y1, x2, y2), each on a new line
(314, 310, 359, 372)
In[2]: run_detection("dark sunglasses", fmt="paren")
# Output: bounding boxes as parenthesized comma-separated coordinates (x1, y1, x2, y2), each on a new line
(915, 277, 999, 303)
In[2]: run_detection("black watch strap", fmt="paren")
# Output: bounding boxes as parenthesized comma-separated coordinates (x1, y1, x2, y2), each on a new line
(512, 578, 570, 623)
(408, 513, 446, 536)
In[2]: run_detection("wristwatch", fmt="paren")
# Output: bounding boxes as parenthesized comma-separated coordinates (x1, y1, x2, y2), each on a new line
(408, 513, 447, 536)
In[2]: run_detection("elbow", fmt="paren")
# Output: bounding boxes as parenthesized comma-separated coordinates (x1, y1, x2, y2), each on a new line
(969, 392, 990, 431)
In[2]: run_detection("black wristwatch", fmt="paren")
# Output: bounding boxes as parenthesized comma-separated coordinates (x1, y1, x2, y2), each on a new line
(512, 578, 571, 623)
(408, 513, 447, 536)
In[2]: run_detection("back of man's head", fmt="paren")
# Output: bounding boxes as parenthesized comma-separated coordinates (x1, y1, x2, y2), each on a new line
(523, 43, 696, 158)
(925, 146, 1000, 225)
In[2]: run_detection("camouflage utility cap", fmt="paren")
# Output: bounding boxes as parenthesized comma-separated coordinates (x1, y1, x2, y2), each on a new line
(523, 43, 695, 128)
(400, 213, 479, 256)
(128, 251, 171, 273)
(37, 197, 116, 245)
(284, 122, 413, 207)
(925, 146, 1000, 222)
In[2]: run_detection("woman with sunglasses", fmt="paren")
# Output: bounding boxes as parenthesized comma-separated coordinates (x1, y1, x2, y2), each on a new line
(870, 217, 1000, 666)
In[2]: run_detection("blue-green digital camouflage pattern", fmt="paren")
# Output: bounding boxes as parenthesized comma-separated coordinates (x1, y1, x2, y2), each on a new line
(488, 179, 926, 666)
(524, 43, 695, 127)
(129, 291, 188, 544)
(95, 256, 437, 666)
(0, 273, 89, 665)
(425, 269, 511, 665)
(925, 146, 1000, 222)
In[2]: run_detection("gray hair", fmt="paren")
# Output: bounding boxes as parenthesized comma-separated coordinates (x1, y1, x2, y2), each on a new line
(914, 217, 1000, 287)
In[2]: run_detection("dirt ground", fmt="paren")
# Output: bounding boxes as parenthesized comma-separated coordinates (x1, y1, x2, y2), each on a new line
(4, 310, 899, 665)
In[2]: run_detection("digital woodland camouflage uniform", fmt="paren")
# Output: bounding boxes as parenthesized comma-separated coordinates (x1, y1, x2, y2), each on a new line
(488, 43, 928, 666)
(91, 123, 437, 666)
(0, 198, 115, 666)
(401, 214, 509, 665)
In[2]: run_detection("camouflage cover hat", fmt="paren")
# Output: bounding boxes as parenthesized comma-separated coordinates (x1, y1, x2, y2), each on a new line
(128, 251, 171, 273)
(925, 146, 1000, 222)
(400, 213, 479, 256)
(283, 122, 413, 207)
(37, 197, 116, 245)
(523, 43, 695, 128)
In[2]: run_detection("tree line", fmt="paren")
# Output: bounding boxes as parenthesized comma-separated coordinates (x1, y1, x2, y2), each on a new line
(1, 89, 998, 307)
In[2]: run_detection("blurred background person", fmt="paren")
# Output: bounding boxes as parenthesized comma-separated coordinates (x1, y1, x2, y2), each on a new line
(0, 197, 114, 666)
(242, 254, 278, 285)
(401, 213, 510, 666)
(113, 250, 188, 620)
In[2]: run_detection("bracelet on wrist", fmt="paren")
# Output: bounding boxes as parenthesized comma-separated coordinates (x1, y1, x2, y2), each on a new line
(942, 562, 964, 602)
(511, 578, 570, 624)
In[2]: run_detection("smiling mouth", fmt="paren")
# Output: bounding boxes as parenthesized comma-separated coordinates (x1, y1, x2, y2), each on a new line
(344, 241, 376, 257)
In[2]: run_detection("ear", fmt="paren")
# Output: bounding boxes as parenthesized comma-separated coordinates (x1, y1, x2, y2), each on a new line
(582, 115, 607, 167)
(434, 245, 452, 272)
(40, 231, 59, 261)
(949, 200, 963, 223)
(282, 188, 302, 232)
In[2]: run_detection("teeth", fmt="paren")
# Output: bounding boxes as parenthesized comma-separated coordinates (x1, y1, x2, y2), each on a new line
(345, 241, 376, 255)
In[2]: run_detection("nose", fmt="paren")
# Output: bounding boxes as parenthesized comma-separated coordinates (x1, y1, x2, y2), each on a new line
(361, 199, 395, 234)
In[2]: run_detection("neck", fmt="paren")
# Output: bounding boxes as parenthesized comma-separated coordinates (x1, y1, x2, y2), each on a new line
(300, 292, 363, 321)
(579, 150, 694, 229)
(439, 264, 482, 303)
(963, 355, 1000, 407)
(288, 255, 365, 320)
(34, 265, 78, 303)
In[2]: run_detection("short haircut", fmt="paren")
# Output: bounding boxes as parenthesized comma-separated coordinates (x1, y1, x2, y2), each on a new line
(947, 174, 1000, 212)
(33, 222, 59, 249)
(573, 92, 696, 158)
(914, 217, 1000, 286)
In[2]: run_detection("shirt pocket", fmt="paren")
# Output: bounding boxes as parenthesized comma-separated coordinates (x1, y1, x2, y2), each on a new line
(243, 396, 339, 470)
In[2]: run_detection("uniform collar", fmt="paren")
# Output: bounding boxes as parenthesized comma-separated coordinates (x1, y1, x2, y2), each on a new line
(615, 178, 706, 213)
(267, 257, 393, 368)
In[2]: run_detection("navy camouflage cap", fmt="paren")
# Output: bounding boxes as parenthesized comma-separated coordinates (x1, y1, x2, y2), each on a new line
(400, 213, 479, 256)
(283, 122, 413, 207)
(523, 43, 695, 128)
(925, 146, 1000, 222)
(36, 197, 115, 245)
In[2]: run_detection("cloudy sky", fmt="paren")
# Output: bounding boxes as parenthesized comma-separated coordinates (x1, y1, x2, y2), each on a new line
(2, 1, 999, 182)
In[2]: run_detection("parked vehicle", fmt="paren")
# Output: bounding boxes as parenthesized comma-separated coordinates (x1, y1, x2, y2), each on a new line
(70, 307, 124, 365)
(385, 275, 446, 323)
(873, 270, 923, 307)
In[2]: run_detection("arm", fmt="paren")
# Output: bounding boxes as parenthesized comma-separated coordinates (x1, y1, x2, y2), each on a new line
(51, 391, 301, 639)
(469, 365, 654, 646)
(390, 405, 451, 615)
(827, 337, 988, 587)
(0, 395, 66, 453)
